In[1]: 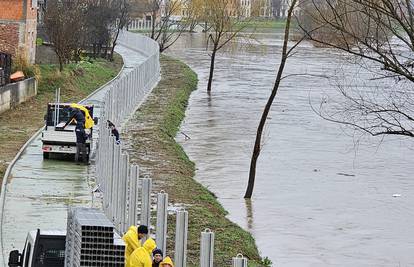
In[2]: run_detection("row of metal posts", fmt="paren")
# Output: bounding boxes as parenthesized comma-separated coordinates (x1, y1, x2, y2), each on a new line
(94, 31, 251, 266)
(128, 19, 155, 31)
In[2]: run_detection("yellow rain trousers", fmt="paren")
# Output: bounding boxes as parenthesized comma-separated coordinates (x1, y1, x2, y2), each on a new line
(70, 103, 94, 129)
(160, 256, 174, 267)
(126, 238, 157, 267)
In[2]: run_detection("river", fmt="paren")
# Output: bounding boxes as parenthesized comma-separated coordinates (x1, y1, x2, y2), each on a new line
(168, 32, 414, 266)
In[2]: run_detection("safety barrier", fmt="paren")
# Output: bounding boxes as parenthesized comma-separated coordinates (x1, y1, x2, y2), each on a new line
(95, 30, 159, 234)
(94, 31, 249, 266)
(128, 19, 155, 31)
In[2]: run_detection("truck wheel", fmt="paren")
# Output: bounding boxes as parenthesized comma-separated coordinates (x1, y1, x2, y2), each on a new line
(43, 152, 50, 159)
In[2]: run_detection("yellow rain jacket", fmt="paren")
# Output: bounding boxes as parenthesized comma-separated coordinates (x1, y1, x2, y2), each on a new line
(70, 103, 94, 129)
(160, 256, 174, 267)
(126, 238, 157, 267)
(122, 226, 141, 263)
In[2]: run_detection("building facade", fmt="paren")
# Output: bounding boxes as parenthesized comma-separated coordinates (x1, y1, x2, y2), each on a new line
(0, 0, 37, 64)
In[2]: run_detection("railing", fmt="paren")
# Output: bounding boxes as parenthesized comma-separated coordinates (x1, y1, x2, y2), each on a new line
(128, 19, 156, 31)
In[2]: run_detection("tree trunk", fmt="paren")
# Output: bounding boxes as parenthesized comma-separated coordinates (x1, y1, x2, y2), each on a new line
(151, 10, 156, 39)
(245, 0, 297, 199)
(110, 28, 121, 61)
(58, 56, 63, 72)
(207, 46, 217, 92)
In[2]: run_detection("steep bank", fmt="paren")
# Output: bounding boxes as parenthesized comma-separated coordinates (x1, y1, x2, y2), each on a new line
(122, 55, 264, 266)
(0, 56, 123, 186)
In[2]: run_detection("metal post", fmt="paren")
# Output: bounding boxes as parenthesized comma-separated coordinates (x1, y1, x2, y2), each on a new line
(115, 146, 124, 230)
(232, 254, 248, 267)
(140, 177, 152, 230)
(120, 153, 129, 233)
(200, 229, 214, 267)
(111, 142, 120, 222)
(128, 165, 139, 227)
(174, 209, 188, 267)
(156, 191, 168, 255)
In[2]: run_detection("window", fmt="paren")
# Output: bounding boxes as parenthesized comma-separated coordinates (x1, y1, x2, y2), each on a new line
(32, 0, 38, 9)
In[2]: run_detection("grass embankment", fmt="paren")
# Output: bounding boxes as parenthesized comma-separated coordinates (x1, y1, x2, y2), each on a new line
(0, 55, 123, 186)
(122, 55, 265, 266)
(239, 19, 287, 32)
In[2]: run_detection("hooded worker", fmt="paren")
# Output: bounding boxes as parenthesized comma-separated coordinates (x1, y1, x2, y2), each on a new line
(160, 256, 174, 267)
(63, 105, 89, 164)
(123, 225, 149, 264)
(126, 238, 157, 267)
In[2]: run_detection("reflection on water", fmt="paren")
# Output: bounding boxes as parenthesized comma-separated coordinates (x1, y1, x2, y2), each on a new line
(169, 32, 414, 266)
(245, 198, 253, 231)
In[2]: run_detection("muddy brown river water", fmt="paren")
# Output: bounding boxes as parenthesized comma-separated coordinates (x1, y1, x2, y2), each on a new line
(169, 32, 414, 266)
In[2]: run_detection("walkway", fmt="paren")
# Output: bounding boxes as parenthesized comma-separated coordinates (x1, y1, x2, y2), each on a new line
(0, 44, 147, 263)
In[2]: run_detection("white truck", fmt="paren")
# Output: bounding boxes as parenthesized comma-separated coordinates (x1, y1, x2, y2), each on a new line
(7, 208, 125, 267)
(8, 230, 66, 267)
(41, 103, 96, 161)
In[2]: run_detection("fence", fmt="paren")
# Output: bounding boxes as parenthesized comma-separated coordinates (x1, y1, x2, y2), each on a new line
(94, 31, 249, 266)
(128, 19, 155, 31)
(95, 30, 159, 233)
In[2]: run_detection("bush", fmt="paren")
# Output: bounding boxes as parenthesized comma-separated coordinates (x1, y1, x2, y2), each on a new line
(36, 38, 43, 46)
(12, 50, 41, 81)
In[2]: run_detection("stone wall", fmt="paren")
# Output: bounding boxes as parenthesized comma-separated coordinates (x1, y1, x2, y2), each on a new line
(0, 77, 37, 114)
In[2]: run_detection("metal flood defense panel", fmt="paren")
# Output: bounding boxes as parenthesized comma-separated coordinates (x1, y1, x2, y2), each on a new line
(64, 207, 125, 267)
(232, 254, 248, 267)
(200, 229, 214, 267)
(175, 210, 188, 267)
(156, 191, 168, 256)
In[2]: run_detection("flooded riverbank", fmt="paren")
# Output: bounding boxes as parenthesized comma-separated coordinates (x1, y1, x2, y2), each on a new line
(169, 33, 414, 266)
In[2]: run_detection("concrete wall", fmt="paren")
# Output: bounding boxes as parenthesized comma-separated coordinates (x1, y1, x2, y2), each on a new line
(0, 77, 37, 114)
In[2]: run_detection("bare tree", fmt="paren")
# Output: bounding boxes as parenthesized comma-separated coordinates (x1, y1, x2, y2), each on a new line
(44, 0, 84, 71)
(110, 0, 130, 60)
(149, 0, 196, 52)
(297, 0, 414, 137)
(84, 0, 117, 58)
(202, 0, 249, 92)
(245, 0, 300, 198)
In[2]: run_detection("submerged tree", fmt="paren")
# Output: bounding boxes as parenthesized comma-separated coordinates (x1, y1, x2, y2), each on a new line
(147, 0, 196, 52)
(202, 0, 248, 93)
(245, 0, 299, 199)
(297, 0, 414, 138)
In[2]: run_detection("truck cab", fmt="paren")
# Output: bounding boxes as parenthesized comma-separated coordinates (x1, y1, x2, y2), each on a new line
(41, 103, 95, 160)
(8, 230, 66, 267)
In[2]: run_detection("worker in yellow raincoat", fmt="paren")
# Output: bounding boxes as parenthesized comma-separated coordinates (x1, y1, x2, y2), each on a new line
(160, 256, 174, 267)
(69, 103, 94, 129)
(122, 225, 149, 264)
(126, 238, 157, 267)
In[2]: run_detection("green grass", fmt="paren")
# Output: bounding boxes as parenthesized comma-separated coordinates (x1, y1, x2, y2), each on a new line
(239, 18, 287, 32)
(123, 55, 267, 266)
